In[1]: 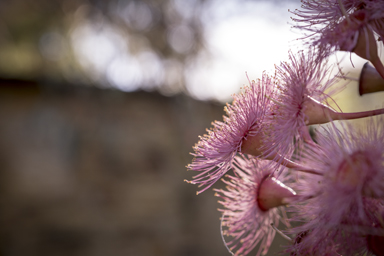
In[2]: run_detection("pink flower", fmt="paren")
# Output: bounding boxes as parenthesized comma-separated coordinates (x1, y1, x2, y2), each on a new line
(265, 49, 384, 166)
(187, 49, 384, 194)
(266, 49, 337, 160)
(186, 73, 274, 194)
(288, 118, 384, 255)
(214, 155, 296, 256)
(291, 1, 382, 46)
(291, 0, 384, 78)
(289, 198, 384, 255)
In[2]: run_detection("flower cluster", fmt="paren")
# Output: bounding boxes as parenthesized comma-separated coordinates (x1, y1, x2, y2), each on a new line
(291, 0, 384, 77)
(289, 119, 384, 255)
(186, 0, 384, 255)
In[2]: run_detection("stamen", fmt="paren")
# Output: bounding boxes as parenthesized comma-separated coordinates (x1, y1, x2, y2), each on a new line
(335, 75, 358, 81)
(220, 214, 235, 256)
(266, 94, 286, 108)
(278, 156, 323, 176)
(271, 223, 293, 242)
(337, 0, 351, 24)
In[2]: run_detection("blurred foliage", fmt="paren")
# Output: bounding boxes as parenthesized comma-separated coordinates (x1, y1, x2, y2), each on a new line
(0, 0, 206, 95)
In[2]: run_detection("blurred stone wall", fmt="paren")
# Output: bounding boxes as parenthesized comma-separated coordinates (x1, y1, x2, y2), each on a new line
(0, 80, 289, 256)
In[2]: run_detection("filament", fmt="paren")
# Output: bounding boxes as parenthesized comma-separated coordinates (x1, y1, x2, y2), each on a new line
(220, 214, 235, 256)
(271, 223, 293, 242)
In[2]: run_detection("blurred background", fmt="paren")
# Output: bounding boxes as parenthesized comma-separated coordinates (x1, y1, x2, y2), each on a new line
(0, 0, 383, 255)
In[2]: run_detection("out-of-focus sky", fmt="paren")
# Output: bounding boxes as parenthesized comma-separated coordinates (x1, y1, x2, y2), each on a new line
(70, 0, 305, 102)
(183, 0, 303, 102)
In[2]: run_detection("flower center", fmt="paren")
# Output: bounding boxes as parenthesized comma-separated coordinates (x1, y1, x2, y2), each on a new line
(334, 151, 370, 190)
(241, 130, 265, 157)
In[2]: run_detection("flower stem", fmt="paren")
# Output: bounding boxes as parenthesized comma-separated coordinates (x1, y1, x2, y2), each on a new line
(305, 97, 384, 125)
(331, 108, 384, 121)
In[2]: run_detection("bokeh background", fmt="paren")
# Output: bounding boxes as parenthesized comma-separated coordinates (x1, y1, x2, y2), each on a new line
(0, 0, 383, 256)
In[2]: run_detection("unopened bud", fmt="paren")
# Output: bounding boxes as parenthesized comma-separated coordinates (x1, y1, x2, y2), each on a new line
(359, 62, 384, 95)
(257, 177, 296, 211)
(367, 235, 384, 256)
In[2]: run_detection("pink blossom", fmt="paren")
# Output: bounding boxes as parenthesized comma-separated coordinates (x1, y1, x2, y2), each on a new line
(288, 118, 384, 255)
(186, 73, 274, 194)
(291, 0, 384, 78)
(214, 155, 295, 256)
(266, 49, 337, 160)
(291, 0, 384, 48)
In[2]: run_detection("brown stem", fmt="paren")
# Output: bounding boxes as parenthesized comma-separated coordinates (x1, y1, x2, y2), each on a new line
(331, 108, 384, 121)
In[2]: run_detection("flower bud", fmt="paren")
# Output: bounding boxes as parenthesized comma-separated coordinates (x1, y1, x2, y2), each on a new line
(359, 62, 384, 95)
(367, 235, 384, 256)
(257, 176, 296, 211)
